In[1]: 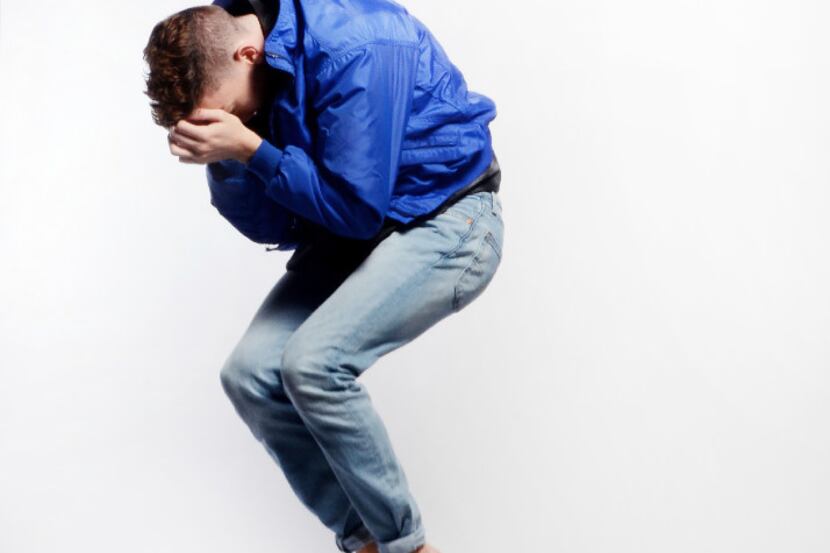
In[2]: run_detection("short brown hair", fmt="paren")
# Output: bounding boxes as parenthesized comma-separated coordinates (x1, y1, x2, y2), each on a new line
(142, 5, 240, 128)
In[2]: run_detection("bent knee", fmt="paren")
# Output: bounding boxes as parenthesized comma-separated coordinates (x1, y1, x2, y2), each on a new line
(280, 337, 362, 398)
(279, 339, 335, 392)
(219, 349, 282, 401)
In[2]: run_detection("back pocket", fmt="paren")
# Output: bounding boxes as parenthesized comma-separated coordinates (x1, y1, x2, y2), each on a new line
(452, 229, 502, 312)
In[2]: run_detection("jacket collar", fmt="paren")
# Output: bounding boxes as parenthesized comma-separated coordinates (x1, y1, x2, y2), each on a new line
(246, 0, 276, 35)
(260, 0, 299, 77)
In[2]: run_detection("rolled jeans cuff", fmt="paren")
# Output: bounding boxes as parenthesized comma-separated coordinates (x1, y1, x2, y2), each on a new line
(336, 523, 375, 552)
(378, 526, 426, 553)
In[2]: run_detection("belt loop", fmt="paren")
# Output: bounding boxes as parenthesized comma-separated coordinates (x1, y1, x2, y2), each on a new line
(490, 191, 501, 217)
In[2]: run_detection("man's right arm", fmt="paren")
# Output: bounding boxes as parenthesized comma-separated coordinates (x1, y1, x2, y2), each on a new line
(206, 158, 302, 250)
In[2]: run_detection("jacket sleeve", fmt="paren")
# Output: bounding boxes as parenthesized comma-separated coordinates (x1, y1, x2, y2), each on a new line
(244, 41, 419, 240)
(206, 158, 302, 250)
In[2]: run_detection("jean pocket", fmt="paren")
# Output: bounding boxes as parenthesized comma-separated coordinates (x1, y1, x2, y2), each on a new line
(452, 229, 502, 312)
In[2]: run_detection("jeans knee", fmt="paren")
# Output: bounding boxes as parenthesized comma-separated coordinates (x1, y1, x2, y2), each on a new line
(219, 355, 248, 404)
(280, 338, 334, 399)
(219, 357, 241, 397)
(219, 350, 280, 404)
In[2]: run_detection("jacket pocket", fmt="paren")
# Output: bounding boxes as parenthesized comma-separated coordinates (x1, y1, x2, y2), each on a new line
(399, 128, 461, 165)
(400, 128, 459, 150)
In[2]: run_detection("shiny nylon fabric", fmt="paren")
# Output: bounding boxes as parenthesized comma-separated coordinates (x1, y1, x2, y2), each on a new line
(207, 0, 498, 251)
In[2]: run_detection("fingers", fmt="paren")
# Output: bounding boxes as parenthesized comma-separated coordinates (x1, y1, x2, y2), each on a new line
(168, 127, 202, 152)
(186, 107, 225, 123)
(168, 138, 200, 163)
(172, 107, 231, 139)
(168, 139, 215, 164)
(169, 142, 189, 156)
(172, 118, 208, 140)
(166, 107, 228, 164)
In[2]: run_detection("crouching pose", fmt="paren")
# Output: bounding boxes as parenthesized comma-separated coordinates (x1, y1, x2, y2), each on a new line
(143, 1, 503, 552)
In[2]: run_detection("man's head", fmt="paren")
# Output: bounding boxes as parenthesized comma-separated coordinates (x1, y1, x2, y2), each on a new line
(143, 6, 268, 128)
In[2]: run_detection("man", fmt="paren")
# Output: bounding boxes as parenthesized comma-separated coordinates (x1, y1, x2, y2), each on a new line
(143, 1, 503, 552)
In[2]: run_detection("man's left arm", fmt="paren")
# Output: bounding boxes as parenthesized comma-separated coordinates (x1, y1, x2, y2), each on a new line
(245, 41, 419, 240)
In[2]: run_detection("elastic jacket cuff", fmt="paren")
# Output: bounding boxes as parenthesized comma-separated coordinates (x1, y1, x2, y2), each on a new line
(245, 139, 283, 183)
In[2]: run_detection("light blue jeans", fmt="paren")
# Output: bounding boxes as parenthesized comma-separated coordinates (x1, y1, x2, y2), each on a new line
(219, 190, 504, 553)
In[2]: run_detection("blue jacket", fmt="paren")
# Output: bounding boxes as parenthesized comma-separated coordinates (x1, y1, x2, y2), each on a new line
(207, 0, 498, 251)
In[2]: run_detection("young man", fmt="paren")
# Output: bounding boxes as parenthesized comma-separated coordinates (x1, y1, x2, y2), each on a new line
(143, 1, 503, 552)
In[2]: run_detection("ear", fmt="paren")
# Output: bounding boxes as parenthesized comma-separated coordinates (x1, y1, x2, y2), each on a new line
(236, 44, 262, 65)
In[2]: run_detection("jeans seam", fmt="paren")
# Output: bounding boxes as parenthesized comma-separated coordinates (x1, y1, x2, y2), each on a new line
(484, 231, 502, 260)
(442, 193, 488, 259)
(452, 231, 491, 311)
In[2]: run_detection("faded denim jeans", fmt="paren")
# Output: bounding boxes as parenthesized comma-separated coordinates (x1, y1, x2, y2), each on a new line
(219, 190, 504, 553)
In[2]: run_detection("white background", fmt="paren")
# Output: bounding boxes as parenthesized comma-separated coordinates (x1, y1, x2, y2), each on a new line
(2, 0, 829, 551)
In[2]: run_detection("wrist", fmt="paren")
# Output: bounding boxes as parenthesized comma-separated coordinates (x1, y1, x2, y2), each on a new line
(238, 130, 263, 164)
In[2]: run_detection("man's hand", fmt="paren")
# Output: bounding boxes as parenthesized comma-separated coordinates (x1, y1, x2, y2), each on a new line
(167, 108, 263, 165)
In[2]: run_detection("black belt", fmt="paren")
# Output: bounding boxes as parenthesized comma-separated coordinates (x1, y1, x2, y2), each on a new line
(285, 153, 501, 275)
